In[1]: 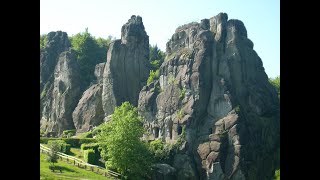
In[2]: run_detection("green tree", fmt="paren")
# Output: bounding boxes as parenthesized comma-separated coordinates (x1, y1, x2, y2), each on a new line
(269, 76, 280, 99)
(149, 44, 165, 70)
(97, 102, 152, 179)
(40, 34, 47, 50)
(69, 28, 111, 88)
(46, 141, 60, 170)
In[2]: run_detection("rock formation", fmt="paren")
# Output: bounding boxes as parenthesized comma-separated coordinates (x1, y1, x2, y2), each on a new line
(72, 63, 105, 132)
(102, 15, 150, 115)
(40, 15, 151, 135)
(138, 13, 279, 180)
(40, 32, 82, 134)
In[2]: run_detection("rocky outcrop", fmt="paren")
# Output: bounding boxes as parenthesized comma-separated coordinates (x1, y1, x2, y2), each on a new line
(40, 39, 82, 134)
(138, 12, 279, 180)
(72, 63, 105, 132)
(102, 15, 150, 115)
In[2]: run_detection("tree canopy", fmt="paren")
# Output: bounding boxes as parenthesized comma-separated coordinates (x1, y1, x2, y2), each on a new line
(149, 44, 165, 70)
(69, 28, 112, 88)
(269, 76, 280, 99)
(96, 102, 152, 179)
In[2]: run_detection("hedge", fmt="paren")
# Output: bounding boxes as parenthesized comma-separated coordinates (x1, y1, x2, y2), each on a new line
(62, 129, 76, 138)
(83, 149, 97, 164)
(81, 143, 99, 152)
(47, 140, 71, 154)
(40, 138, 97, 147)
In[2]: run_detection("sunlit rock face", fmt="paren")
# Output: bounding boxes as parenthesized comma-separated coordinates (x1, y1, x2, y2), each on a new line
(138, 13, 279, 180)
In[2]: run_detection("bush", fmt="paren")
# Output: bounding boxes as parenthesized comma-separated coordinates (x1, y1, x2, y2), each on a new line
(40, 129, 45, 137)
(40, 138, 97, 147)
(47, 140, 71, 154)
(83, 149, 98, 164)
(81, 143, 99, 152)
(78, 131, 93, 138)
(62, 129, 76, 138)
(149, 140, 170, 163)
(179, 88, 186, 99)
(147, 69, 160, 85)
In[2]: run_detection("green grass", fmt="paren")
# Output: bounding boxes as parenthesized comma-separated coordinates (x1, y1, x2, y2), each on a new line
(69, 147, 83, 160)
(40, 153, 112, 180)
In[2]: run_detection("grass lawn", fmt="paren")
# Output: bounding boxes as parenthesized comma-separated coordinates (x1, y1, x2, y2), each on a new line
(40, 153, 112, 180)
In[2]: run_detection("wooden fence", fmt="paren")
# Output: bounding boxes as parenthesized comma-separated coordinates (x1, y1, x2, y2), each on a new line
(40, 144, 121, 179)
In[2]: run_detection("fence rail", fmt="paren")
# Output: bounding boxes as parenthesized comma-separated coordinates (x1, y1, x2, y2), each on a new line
(40, 144, 121, 179)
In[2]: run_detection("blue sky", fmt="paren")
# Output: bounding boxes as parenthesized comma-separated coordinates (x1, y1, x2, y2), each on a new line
(41, 0, 279, 78)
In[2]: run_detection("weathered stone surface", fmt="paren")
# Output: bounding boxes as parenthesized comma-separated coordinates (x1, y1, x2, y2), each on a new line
(102, 15, 150, 116)
(138, 12, 279, 180)
(197, 142, 211, 160)
(209, 141, 221, 152)
(40, 31, 71, 92)
(40, 49, 82, 135)
(72, 84, 104, 133)
(94, 63, 105, 84)
(206, 151, 219, 166)
(151, 164, 176, 180)
(173, 154, 198, 180)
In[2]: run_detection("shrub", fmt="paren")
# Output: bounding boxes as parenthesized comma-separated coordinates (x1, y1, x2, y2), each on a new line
(83, 149, 98, 164)
(168, 75, 177, 85)
(176, 109, 183, 120)
(147, 69, 160, 85)
(81, 143, 99, 152)
(179, 88, 186, 99)
(40, 129, 45, 137)
(40, 138, 97, 147)
(47, 140, 71, 154)
(62, 129, 76, 138)
(149, 140, 169, 162)
(78, 131, 93, 138)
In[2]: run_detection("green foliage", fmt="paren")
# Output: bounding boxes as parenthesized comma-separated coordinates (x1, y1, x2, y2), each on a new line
(168, 75, 177, 85)
(96, 102, 152, 179)
(235, 105, 241, 114)
(148, 140, 170, 162)
(155, 83, 162, 93)
(62, 129, 76, 138)
(46, 141, 60, 167)
(147, 69, 160, 85)
(176, 109, 184, 120)
(274, 169, 280, 180)
(40, 153, 112, 180)
(179, 87, 186, 99)
(269, 76, 280, 99)
(83, 149, 98, 164)
(149, 44, 165, 70)
(40, 129, 45, 137)
(81, 143, 100, 152)
(78, 131, 93, 138)
(40, 34, 47, 50)
(40, 137, 97, 147)
(48, 140, 71, 154)
(70, 28, 111, 88)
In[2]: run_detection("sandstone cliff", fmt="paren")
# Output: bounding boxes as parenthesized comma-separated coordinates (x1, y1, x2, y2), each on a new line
(138, 13, 279, 180)
(40, 32, 82, 134)
(102, 15, 150, 115)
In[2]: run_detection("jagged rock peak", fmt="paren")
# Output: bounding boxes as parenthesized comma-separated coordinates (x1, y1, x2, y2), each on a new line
(121, 15, 148, 44)
(45, 31, 71, 52)
(102, 15, 150, 116)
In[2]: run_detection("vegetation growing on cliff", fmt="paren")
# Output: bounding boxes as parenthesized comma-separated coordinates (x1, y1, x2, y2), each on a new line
(96, 102, 152, 179)
(70, 28, 112, 88)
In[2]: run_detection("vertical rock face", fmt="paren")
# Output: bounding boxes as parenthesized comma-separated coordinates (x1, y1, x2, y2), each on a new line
(72, 63, 105, 133)
(40, 31, 82, 135)
(102, 15, 150, 116)
(138, 13, 279, 180)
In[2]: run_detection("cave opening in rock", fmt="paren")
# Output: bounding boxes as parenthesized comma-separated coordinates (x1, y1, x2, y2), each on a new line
(177, 125, 182, 135)
(154, 127, 159, 138)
